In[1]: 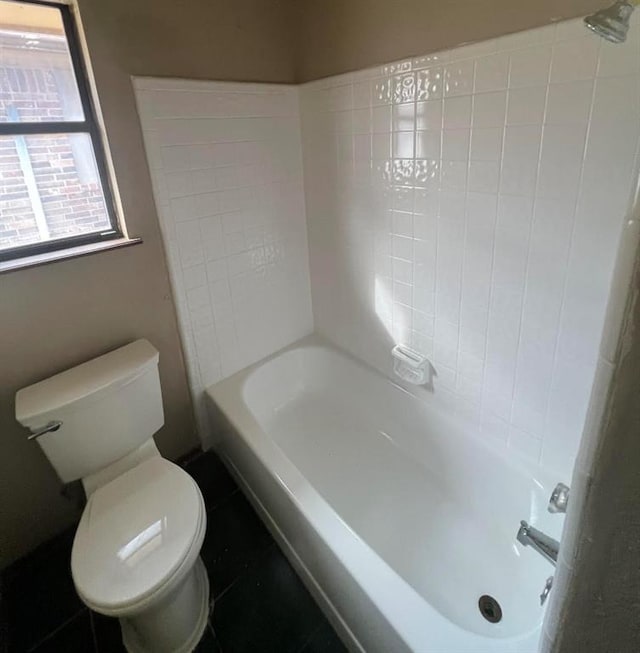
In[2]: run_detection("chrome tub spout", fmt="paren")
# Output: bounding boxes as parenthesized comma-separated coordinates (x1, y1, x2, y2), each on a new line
(517, 521, 559, 566)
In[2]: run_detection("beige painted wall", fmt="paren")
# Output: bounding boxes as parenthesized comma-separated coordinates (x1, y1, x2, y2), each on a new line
(292, 0, 604, 81)
(0, 0, 295, 570)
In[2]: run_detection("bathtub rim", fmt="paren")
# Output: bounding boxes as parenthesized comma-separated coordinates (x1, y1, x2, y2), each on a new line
(205, 333, 549, 652)
(205, 333, 558, 490)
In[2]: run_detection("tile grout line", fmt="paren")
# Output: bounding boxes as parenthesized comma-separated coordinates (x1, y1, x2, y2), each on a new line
(26, 607, 88, 653)
(88, 610, 100, 653)
(504, 37, 556, 457)
(295, 619, 326, 653)
(202, 485, 241, 515)
(213, 541, 278, 604)
(539, 42, 603, 466)
(476, 70, 509, 439)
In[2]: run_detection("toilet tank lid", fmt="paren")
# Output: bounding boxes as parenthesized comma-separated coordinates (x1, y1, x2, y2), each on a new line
(15, 339, 159, 425)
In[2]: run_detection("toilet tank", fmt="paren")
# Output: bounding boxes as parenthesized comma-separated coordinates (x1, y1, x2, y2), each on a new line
(15, 339, 164, 483)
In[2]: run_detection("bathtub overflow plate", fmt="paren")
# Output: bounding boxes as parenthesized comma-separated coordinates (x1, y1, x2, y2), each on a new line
(478, 595, 502, 623)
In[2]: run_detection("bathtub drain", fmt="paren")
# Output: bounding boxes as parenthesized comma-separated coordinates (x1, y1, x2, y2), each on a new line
(478, 595, 502, 623)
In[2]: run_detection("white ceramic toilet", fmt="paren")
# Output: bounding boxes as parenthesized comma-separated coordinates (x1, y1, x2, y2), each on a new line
(15, 339, 210, 653)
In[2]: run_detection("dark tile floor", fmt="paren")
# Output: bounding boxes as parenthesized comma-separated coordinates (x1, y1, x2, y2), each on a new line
(1, 450, 348, 653)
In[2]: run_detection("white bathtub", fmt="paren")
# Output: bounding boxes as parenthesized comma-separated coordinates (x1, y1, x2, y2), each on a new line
(206, 336, 562, 652)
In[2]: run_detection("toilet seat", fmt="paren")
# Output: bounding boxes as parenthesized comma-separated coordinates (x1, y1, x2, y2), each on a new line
(71, 457, 206, 616)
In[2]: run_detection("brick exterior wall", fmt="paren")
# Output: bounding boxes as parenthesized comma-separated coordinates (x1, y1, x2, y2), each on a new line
(0, 34, 111, 251)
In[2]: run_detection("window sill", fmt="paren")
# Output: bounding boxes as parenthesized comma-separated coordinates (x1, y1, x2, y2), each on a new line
(0, 237, 143, 274)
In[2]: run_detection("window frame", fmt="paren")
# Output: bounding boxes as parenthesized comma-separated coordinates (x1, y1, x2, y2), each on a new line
(0, 0, 122, 263)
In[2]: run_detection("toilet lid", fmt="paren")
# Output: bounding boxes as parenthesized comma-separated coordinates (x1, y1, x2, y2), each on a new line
(71, 457, 203, 612)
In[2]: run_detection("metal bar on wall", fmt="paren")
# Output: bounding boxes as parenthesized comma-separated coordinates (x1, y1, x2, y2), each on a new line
(7, 106, 50, 241)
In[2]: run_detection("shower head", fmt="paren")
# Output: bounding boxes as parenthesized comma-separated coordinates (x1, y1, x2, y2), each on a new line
(584, 0, 636, 43)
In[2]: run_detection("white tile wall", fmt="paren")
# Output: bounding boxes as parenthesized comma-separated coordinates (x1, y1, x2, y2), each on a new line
(299, 15, 640, 479)
(132, 18, 639, 477)
(134, 78, 313, 432)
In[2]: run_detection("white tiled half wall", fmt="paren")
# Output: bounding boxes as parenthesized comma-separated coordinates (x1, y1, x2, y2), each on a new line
(134, 78, 313, 431)
(299, 16, 640, 479)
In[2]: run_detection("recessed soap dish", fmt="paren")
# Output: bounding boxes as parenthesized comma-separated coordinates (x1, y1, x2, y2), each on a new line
(391, 345, 430, 385)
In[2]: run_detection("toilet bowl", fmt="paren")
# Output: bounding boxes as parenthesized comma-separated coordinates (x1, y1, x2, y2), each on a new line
(15, 339, 210, 652)
(72, 456, 210, 652)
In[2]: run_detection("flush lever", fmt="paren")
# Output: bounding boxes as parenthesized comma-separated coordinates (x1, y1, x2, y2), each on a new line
(27, 420, 63, 440)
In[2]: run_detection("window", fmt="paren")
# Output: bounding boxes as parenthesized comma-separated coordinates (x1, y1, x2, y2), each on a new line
(0, 0, 121, 263)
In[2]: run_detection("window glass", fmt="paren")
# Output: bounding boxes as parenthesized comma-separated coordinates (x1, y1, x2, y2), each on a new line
(0, 0, 120, 261)
(0, 0, 84, 123)
(0, 134, 111, 251)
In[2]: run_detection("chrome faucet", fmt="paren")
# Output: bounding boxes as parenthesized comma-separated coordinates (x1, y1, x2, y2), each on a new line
(518, 483, 567, 606)
(516, 521, 559, 566)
